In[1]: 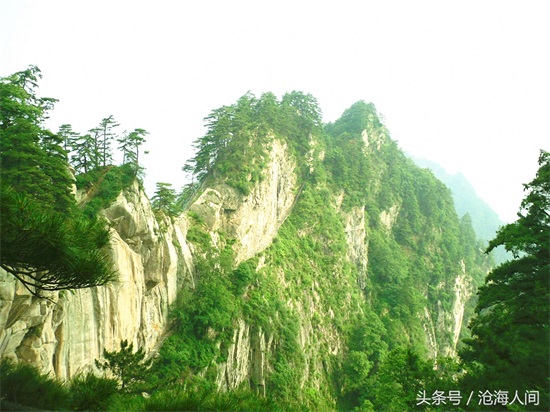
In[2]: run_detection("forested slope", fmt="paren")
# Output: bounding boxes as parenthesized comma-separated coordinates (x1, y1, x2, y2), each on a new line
(150, 94, 492, 409)
(6, 68, 541, 411)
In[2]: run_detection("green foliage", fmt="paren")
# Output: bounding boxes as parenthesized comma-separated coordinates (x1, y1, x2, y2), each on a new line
(77, 163, 136, 219)
(68, 131, 97, 174)
(151, 238, 239, 384)
(95, 339, 153, 393)
(367, 347, 436, 411)
(0, 184, 115, 296)
(0, 359, 69, 410)
(96, 115, 119, 167)
(117, 127, 149, 177)
(141, 386, 273, 412)
(461, 150, 549, 411)
(325, 100, 381, 138)
(69, 372, 119, 411)
(184, 220, 211, 249)
(151, 181, 179, 217)
(231, 260, 256, 295)
(184, 90, 324, 194)
(0, 67, 118, 296)
(0, 65, 73, 213)
(184, 92, 270, 194)
(413, 157, 511, 264)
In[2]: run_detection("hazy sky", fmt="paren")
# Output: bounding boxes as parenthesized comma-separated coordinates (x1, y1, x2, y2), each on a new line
(1, 0, 548, 223)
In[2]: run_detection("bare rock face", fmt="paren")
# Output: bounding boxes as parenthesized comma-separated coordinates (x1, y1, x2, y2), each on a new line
(191, 139, 298, 263)
(0, 134, 475, 390)
(0, 140, 297, 380)
(421, 260, 474, 358)
(0, 181, 194, 379)
(342, 206, 369, 289)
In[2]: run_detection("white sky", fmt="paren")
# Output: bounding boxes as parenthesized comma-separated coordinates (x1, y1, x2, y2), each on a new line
(1, 0, 548, 223)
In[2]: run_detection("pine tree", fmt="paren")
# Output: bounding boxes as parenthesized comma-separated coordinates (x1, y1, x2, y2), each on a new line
(39, 130, 74, 212)
(117, 127, 148, 176)
(461, 150, 549, 411)
(0, 66, 74, 213)
(98, 115, 119, 167)
(87, 126, 103, 170)
(57, 123, 79, 155)
(0, 66, 61, 208)
(95, 340, 152, 393)
(151, 182, 178, 216)
(69, 133, 96, 174)
(0, 66, 116, 296)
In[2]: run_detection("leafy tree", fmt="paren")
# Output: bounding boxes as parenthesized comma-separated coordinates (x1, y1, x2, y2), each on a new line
(151, 182, 179, 216)
(57, 123, 79, 154)
(117, 130, 132, 165)
(366, 347, 436, 412)
(67, 129, 95, 174)
(461, 150, 549, 410)
(280, 90, 322, 129)
(88, 126, 103, 168)
(184, 92, 325, 194)
(95, 339, 152, 393)
(184, 92, 274, 194)
(0, 66, 116, 296)
(39, 129, 75, 212)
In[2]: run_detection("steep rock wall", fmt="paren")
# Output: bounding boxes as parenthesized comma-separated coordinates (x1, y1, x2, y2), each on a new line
(0, 140, 298, 380)
(1, 133, 476, 392)
(190, 139, 298, 263)
(0, 181, 194, 379)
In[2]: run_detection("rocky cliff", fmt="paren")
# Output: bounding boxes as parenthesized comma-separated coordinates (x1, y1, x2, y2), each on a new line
(0, 97, 488, 408)
(0, 139, 300, 379)
(1, 180, 193, 379)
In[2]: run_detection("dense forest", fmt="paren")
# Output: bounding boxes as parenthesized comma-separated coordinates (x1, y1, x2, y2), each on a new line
(1, 67, 548, 411)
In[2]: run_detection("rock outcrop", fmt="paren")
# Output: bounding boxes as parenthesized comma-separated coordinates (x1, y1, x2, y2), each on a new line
(0, 139, 300, 380)
(0, 132, 479, 391)
(190, 139, 298, 263)
(0, 181, 194, 379)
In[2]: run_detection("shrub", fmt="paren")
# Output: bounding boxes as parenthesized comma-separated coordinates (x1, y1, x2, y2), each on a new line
(0, 359, 69, 410)
(69, 372, 118, 411)
(95, 339, 152, 393)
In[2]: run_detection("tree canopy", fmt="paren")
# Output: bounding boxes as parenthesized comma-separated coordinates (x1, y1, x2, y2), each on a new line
(183, 91, 323, 194)
(151, 182, 179, 216)
(461, 150, 549, 410)
(0, 66, 116, 296)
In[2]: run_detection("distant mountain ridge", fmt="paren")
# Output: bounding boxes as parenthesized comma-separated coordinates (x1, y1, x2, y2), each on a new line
(411, 156, 509, 264)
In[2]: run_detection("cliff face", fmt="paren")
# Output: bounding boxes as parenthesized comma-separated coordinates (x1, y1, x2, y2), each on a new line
(0, 139, 300, 379)
(0, 100, 486, 406)
(0, 181, 194, 379)
(189, 139, 298, 264)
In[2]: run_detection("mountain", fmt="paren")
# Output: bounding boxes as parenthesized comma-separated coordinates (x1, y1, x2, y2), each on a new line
(411, 157, 510, 264)
(0, 94, 491, 409)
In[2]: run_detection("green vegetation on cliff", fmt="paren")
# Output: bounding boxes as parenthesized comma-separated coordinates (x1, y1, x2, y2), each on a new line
(2, 68, 546, 411)
(0, 66, 155, 297)
(0, 66, 115, 295)
(147, 95, 493, 410)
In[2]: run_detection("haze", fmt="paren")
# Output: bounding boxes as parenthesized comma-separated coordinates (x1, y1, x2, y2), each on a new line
(1, 0, 548, 223)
